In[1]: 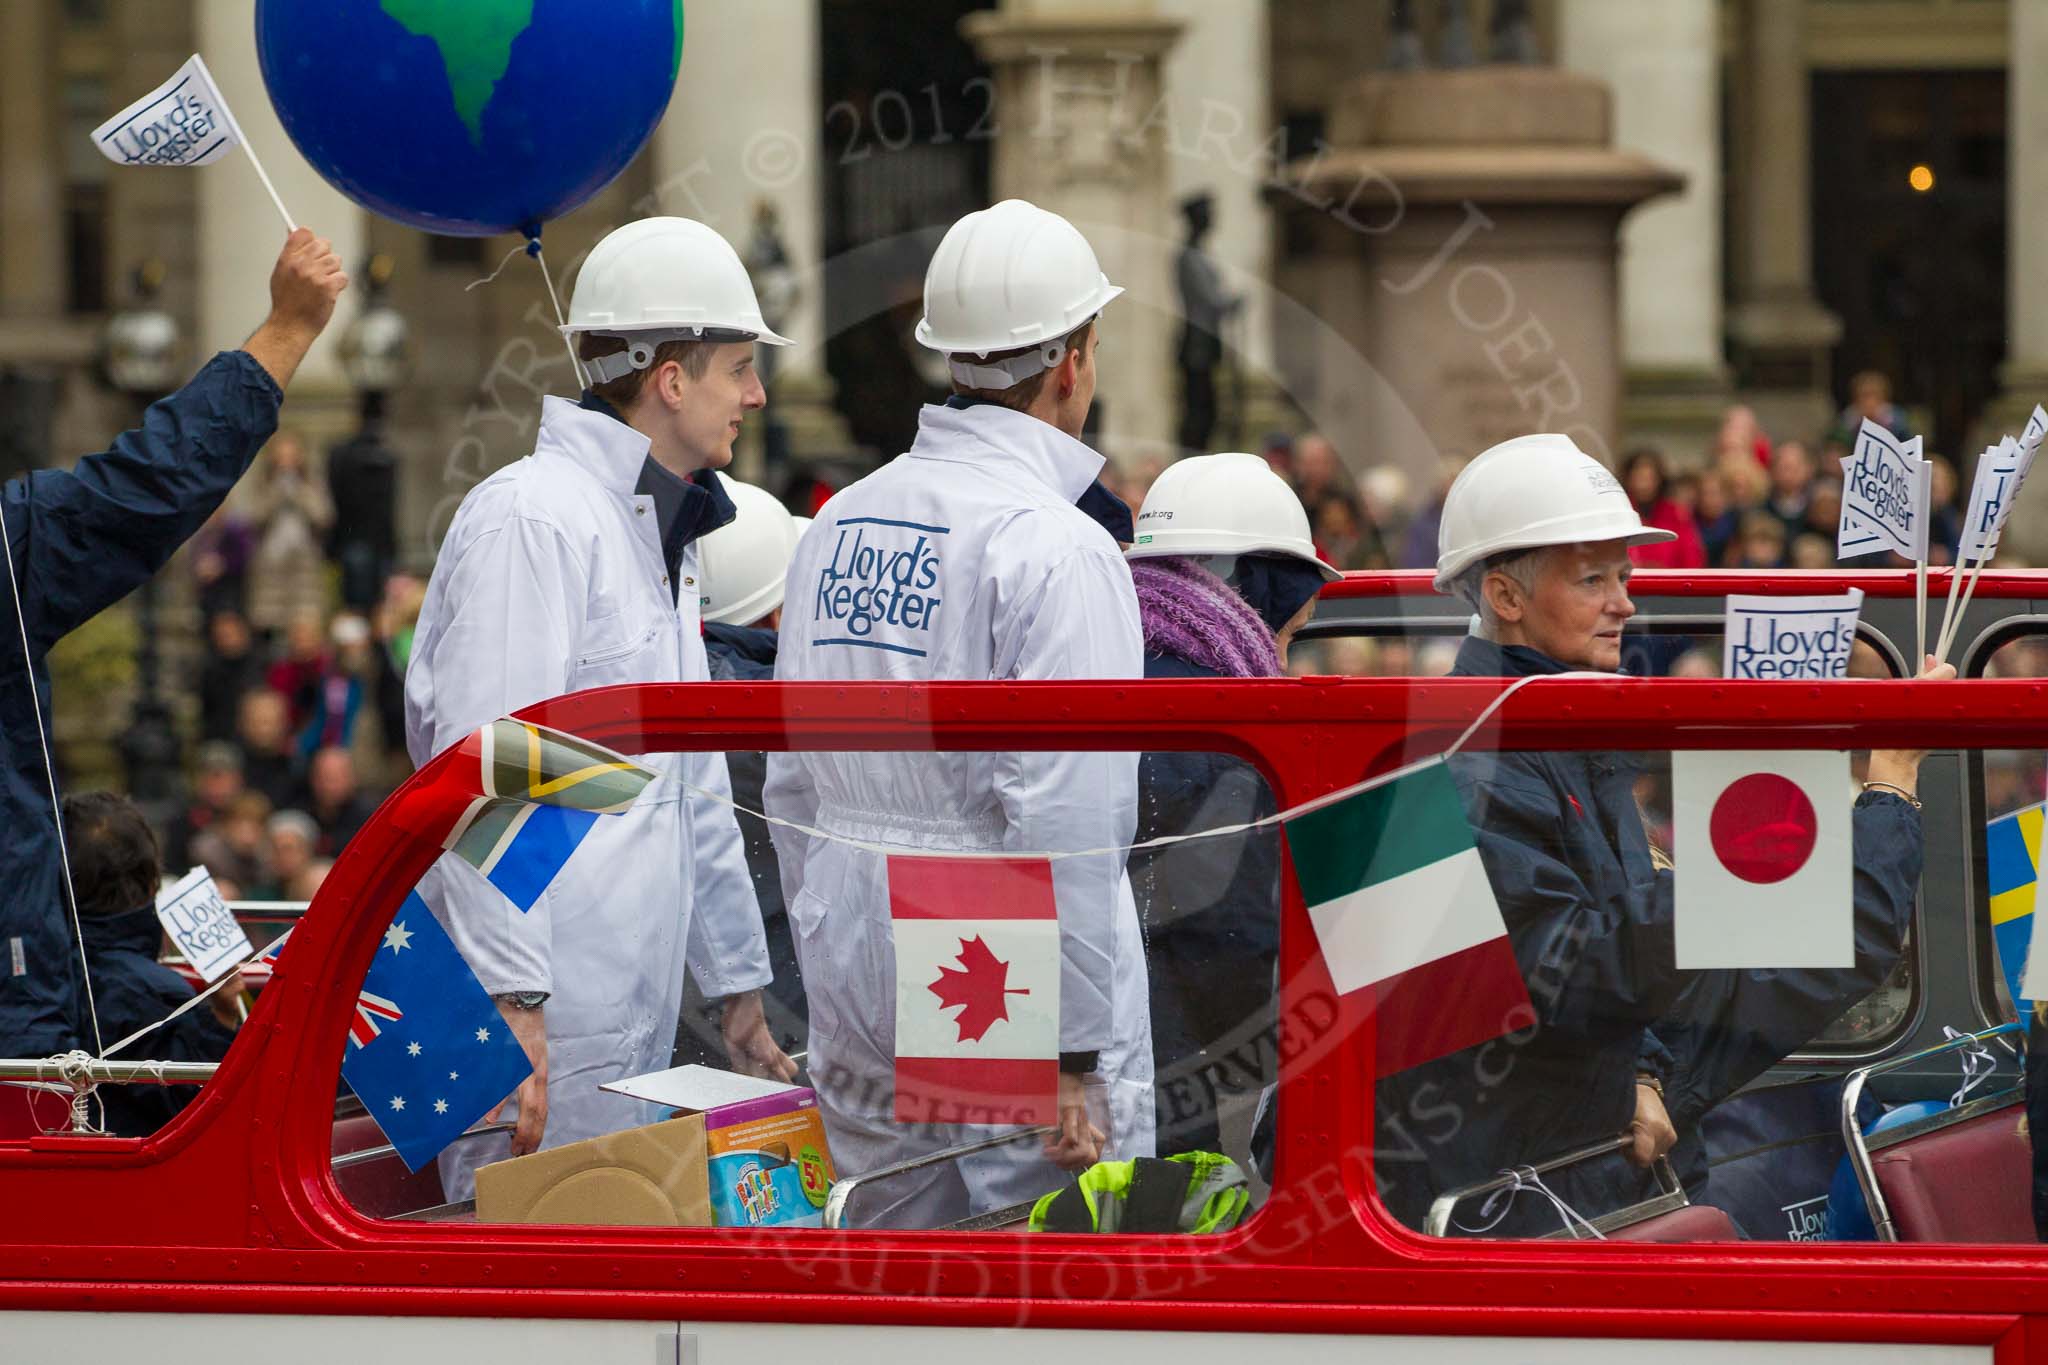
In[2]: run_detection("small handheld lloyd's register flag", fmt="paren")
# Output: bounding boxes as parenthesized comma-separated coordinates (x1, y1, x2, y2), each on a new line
(1722, 589, 1864, 680)
(1936, 413, 2045, 662)
(1837, 419, 1932, 660)
(1281, 759, 1529, 1075)
(889, 855, 1060, 1126)
(90, 54, 295, 230)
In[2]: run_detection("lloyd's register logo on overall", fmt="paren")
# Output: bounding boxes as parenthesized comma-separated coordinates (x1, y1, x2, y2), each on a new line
(813, 517, 946, 656)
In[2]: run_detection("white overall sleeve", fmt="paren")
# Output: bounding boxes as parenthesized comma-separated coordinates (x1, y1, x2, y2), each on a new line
(404, 512, 584, 996)
(762, 750, 818, 911)
(683, 748, 775, 999)
(990, 542, 1143, 1057)
(762, 556, 819, 908)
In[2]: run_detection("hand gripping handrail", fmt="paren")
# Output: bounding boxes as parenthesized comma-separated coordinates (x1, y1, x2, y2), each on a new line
(1424, 1134, 1687, 1239)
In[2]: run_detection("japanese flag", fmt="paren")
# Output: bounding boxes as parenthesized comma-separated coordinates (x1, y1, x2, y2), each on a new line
(889, 854, 1060, 1127)
(1673, 751, 1853, 969)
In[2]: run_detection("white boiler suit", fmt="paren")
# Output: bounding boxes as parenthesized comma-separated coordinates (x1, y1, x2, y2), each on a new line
(405, 396, 772, 1193)
(765, 400, 1152, 1228)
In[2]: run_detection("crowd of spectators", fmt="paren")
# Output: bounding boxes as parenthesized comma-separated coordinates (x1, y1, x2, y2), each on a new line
(130, 368, 2005, 897)
(164, 428, 418, 904)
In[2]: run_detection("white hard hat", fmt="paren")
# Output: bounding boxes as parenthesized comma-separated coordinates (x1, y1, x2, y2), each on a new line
(697, 476, 801, 627)
(916, 199, 1123, 390)
(1125, 452, 1339, 582)
(1432, 433, 1673, 592)
(563, 217, 792, 384)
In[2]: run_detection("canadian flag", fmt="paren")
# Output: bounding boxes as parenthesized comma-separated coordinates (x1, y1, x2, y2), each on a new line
(1672, 750, 1853, 969)
(889, 854, 1060, 1127)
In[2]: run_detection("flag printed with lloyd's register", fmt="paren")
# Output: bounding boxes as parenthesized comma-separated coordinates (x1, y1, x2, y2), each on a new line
(1282, 759, 1530, 1074)
(90, 55, 240, 167)
(810, 517, 947, 656)
(1837, 420, 1930, 562)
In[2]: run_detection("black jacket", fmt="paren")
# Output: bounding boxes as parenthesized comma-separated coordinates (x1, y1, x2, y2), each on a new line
(2, 352, 280, 1054)
(1130, 650, 1282, 1154)
(1375, 635, 1921, 1236)
(76, 903, 238, 1136)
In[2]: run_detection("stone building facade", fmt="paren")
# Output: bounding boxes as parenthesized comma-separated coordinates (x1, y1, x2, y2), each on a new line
(0, 0, 2029, 566)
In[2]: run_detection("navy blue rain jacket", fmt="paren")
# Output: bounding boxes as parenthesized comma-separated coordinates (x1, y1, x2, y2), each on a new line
(2, 352, 281, 1055)
(1374, 634, 1921, 1237)
(75, 902, 238, 1136)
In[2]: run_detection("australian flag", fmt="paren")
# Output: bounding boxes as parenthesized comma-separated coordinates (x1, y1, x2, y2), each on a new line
(340, 891, 534, 1171)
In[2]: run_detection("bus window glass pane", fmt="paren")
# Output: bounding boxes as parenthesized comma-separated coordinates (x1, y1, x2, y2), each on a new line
(1377, 740, 2014, 1248)
(332, 746, 1276, 1238)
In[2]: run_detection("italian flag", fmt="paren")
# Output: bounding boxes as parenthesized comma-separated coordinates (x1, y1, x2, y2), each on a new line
(1283, 758, 1530, 1075)
(890, 854, 1060, 1127)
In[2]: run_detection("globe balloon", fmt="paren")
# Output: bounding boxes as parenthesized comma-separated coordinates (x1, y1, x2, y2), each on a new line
(255, 0, 682, 236)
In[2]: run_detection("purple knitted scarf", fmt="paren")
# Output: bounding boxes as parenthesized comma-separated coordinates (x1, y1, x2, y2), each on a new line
(1130, 557, 1280, 679)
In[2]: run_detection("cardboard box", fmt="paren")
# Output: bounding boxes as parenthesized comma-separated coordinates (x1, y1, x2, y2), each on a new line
(604, 1065, 837, 1229)
(474, 1114, 710, 1226)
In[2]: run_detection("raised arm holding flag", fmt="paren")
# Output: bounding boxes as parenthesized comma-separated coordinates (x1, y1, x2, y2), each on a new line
(1, 230, 344, 1061)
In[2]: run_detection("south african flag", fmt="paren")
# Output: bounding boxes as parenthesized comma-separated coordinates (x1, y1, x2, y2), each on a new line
(441, 720, 657, 913)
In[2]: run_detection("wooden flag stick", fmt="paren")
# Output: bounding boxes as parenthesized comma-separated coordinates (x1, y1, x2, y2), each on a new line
(1915, 556, 1927, 668)
(1938, 549, 1994, 664)
(1935, 558, 1966, 663)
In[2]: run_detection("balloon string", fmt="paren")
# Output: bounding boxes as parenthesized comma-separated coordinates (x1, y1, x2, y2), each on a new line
(527, 236, 588, 392)
(463, 243, 526, 294)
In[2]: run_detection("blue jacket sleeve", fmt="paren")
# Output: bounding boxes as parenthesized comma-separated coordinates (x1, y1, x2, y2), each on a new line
(1455, 759, 1686, 1044)
(1656, 791, 1922, 1129)
(8, 350, 281, 650)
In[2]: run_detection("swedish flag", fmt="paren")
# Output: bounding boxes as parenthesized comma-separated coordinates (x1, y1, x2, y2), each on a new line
(1985, 803, 2038, 1010)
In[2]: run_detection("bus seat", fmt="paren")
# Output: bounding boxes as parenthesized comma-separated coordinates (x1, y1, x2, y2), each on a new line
(1608, 1203, 1740, 1242)
(1868, 1103, 2033, 1243)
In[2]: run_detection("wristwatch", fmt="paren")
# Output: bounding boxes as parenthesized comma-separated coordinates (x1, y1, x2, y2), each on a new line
(494, 991, 549, 1010)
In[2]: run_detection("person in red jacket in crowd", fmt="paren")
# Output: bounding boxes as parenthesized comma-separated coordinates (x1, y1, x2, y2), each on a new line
(1619, 447, 1706, 569)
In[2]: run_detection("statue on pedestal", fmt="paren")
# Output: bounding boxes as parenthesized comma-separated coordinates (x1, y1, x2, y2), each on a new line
(1175, 191, 1242, 454)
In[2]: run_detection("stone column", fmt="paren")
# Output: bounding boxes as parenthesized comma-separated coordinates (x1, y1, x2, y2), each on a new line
(1986, 0, 2048, 557)
(963, 0, 1184, 466)
(1557, 0, 1728, 461)
(1269, 65, 1681, 481)
(1727, 0, 1840, 424)
(650, 0, 847, 482)
(193, 0, 362, 433)
(0, 0, 65, 324)
(1155, 0, 1291, 449)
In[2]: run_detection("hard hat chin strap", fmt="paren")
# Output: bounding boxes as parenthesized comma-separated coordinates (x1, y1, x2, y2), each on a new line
(948, 337, 1067, 392)
(578, 327, 755, 384)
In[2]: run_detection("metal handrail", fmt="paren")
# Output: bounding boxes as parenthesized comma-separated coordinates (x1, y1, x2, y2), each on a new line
(1423, 1134, 1687, 1239)
(0, 1058, 218, 1085)
(1839, 1019, 2026, 1242)
(331, 1121, 514, 1171)
(821, 1125, 1055, 1230)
